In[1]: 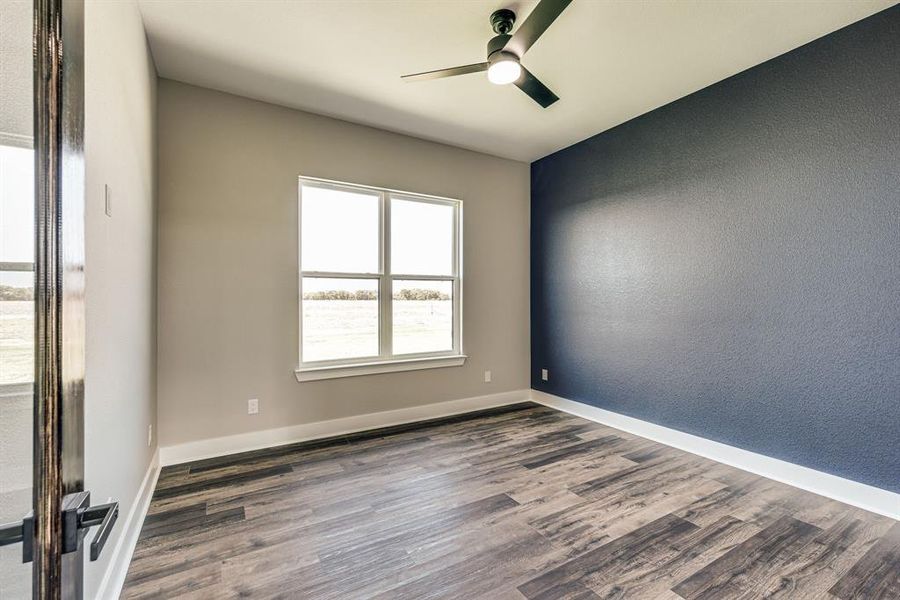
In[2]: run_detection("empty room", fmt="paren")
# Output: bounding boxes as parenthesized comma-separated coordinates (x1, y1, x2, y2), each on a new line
(0, 0, 898, 598)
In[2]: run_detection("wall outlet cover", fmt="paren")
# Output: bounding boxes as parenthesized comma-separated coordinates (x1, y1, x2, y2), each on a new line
(248, 398, 259, 415)
(541, 369, 549, 381)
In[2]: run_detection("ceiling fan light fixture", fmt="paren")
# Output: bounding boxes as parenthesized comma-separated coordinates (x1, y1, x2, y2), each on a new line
(487, 53, 521, 85)
(401, 0, 570, 107)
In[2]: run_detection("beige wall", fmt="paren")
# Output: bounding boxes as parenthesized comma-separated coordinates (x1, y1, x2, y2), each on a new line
(84, 1, 157, 597)
(157, 80, 530, 448)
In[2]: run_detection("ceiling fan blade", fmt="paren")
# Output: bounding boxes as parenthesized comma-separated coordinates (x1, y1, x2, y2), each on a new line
(504, 0, 573, 58)
(515, 66, 559, 108)
(401, 62, 488, 82)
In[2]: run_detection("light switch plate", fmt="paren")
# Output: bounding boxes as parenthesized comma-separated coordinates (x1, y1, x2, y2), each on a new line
(104, 184, 112, 217)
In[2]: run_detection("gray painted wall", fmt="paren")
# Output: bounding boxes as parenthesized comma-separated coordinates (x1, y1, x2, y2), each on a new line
(531, 6, 899, 492)
(156, 81, 529, 449)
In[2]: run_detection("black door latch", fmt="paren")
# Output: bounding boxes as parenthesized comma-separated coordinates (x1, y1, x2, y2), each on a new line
(0, 491, 118, 563)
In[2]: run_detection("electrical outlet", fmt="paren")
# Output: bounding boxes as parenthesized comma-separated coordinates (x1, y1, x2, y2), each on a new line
(104, 184, 112, 217)
(541, 368, 549, 381)
(247, 398, 259, 415)
(147, 424, 152, 447)
(484, 370, 492, 383)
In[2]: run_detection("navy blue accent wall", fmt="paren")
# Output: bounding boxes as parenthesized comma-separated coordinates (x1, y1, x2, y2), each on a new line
(530, 7, 900, 493)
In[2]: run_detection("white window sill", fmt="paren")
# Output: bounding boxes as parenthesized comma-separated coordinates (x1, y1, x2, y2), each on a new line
(295, 354, 467, 382)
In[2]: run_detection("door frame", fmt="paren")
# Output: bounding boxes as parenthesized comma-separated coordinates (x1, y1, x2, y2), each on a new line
(33, 0, 86, 597)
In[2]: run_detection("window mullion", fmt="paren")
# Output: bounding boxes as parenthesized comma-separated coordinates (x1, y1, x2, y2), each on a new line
(454, 201, 462, 354)
(379, 193, 393, 359)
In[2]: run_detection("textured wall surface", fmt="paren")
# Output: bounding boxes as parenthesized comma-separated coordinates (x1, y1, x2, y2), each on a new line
(531, 6, 899, 492)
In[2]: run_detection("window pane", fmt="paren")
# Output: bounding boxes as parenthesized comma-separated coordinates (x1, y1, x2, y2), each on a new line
(391, 198, 454, 276)
(0, 144, 34, 387)
(1, 145, 34, 263)
(0, 271, 33, 385)
(302, 278, 378, 362)
(0, 2, 34, 593)
(301, 185, 379, 273)
(392, 280, 453, 355)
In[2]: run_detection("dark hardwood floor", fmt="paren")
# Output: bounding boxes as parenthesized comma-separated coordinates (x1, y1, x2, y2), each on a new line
(122, 403, 900, 599)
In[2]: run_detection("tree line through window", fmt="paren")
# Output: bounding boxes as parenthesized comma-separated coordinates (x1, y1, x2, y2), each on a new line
(302, 288, 450, 301)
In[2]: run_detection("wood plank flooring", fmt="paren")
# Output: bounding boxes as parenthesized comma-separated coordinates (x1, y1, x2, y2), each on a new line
(122, 403, 900, 599)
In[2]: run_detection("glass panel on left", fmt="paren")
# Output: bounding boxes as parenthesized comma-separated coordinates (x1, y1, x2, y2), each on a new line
(300, 185, 380, 274)
(0, 164, 34, 595)
(302, 278, 379, 362)
(0, 0, 35, 593)
(0, 271, 33, 386)
(1, 145, 35, 386)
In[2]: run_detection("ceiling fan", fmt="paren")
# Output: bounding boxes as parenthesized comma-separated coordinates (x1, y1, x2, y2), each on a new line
(401, 0, 573, 108)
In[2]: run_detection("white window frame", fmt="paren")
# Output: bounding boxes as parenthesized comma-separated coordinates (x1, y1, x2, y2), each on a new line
(295, 176, 465, 382)
(0, 135, 35, 398)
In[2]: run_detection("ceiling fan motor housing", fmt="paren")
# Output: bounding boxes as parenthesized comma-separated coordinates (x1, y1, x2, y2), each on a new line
(488, 34, 514, 60)
(488, 9, 517, 60)
(490, 8, 516, 34)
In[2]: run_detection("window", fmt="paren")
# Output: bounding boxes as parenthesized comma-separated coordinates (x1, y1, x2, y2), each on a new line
(0, 141, 35, 393)
(297, 178, 463, 381)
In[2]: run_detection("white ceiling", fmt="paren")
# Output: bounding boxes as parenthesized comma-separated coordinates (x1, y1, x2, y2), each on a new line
(137, 0, 896, 162)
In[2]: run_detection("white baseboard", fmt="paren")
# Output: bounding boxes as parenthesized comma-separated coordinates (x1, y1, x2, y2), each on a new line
(531, 390, 899, 520)
(159, 389, 532, 466)
(94, 448, 161, 600)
